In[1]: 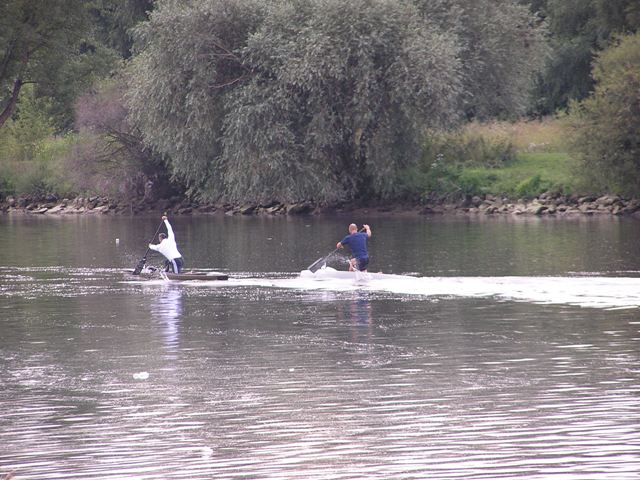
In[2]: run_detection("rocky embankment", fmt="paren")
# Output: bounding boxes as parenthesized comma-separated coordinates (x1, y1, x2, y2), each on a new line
(0, 195, 317, 216)
(421, 193, 640, 217)
(1, 193, 640, 217)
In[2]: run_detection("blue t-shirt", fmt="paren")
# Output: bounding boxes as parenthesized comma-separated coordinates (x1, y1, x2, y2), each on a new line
(340, 232, 369, 259)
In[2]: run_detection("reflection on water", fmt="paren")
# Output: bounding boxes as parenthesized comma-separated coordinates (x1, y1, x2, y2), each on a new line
(338, 292, 373, 345)
(1, 216, 640, 479)
(152, 285, 183, 352)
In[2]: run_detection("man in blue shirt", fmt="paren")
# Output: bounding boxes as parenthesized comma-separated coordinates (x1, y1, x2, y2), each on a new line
(337, 223, 372, 272)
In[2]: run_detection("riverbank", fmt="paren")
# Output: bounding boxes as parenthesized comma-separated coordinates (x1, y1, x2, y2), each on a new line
(2, 192, 640, 218)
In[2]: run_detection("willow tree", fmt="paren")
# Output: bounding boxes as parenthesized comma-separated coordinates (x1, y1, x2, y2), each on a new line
(127, 0, 266, 199)
(127, 0, 544, 204)
(222, 0, 463, 202)
(416, 0, 547, 119)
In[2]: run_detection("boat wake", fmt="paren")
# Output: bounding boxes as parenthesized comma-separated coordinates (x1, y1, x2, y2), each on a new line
(2, 264, 639, 309)
(233, 267, 640, 310)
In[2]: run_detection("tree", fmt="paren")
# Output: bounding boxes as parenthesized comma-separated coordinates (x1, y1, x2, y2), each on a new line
(222, 0, 463, 202)
(531, 0, 640, 114)
(127, 0, 547, 204)
(0, 0, 125, 131)
(87, 0, 154, 59)
(0, 1, 87, 128)
(568, 33, 640, 195)
(416, 0, 547, 119)
(127, 0, 266, 199)
(70, 78, 175, 200)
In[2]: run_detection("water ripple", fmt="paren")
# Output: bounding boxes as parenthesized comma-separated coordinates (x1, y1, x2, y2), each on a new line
(2, 269, 640, 479)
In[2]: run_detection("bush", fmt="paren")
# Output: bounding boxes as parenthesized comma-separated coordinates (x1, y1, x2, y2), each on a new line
(396, 126, 516, 201)
(568, 32, 640, 196)
(69, 79, 176, 202)
(1, 134, 76, 198)
(422, 129, 517, 169)
(397, 160, 498, 202)
(514, 174, 553, 199)
(0, 86, 75, 198)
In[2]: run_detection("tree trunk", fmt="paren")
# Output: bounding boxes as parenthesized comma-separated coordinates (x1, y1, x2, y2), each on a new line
(0, 77, 23, 129)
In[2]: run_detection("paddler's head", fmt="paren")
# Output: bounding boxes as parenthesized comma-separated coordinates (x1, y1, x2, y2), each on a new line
(158, 233, 167, 241)
(349, 223, 357, 234)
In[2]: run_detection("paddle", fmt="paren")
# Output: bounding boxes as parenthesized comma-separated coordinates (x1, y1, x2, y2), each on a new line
(132, 218, 165, 275)
(307, 247, 339, 273)
(307, 227, 365, 273)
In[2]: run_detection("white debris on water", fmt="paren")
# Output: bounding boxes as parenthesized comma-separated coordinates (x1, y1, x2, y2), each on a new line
(133, 371, 149, 380)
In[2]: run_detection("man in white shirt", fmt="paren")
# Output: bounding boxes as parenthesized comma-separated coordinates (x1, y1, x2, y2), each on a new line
(149, 215, 184, 273)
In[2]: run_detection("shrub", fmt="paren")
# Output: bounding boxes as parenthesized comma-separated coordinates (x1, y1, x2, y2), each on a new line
(422, 129, 517, 169)
(4, 135, 75, 198)
(514, 174, 553, 199)
(567, 32, 640, 196)
(0, 85, 74, 198)
(396, 127, 516, 201)
(68, 78, 176, 202)
(397, 160, 497, 202)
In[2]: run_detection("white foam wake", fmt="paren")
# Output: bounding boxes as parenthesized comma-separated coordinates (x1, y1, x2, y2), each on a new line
(123, 267, 640, 310)
(278, 268, 640, 309)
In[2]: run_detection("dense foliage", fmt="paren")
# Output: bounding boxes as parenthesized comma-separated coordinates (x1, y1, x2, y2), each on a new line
(1, 0, 639, 203)
(531, 0, 640, 114)
(127, 0, 544, 204)
(416, 0, 547, 119)
(568, 33, 640, 195)
(0, 0, 118, 130)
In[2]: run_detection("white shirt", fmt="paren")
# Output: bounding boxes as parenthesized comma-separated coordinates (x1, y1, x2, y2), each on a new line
(149, 219, 182, 260)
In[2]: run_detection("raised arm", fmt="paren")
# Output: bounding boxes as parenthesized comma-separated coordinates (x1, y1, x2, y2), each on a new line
(363, 224, 372, 237)
(163, 216, 175, 242)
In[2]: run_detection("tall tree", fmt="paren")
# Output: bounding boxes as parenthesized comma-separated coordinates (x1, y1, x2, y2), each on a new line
(0, 0, 127, 131)
(532, 0, 640, 114)
(416, 0, 547, 119)
(88, 0, 154, 59)
(127, 0, 547, 203)
(0, 0, 89, 129)
(568, 33, 640, 195)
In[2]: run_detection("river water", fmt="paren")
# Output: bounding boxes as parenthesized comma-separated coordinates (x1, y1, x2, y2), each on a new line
(1, 214, 640, 479)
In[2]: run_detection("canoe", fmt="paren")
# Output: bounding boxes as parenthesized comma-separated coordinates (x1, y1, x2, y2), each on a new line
(131, 270, 229, 281)
(161, 271, 229, 281)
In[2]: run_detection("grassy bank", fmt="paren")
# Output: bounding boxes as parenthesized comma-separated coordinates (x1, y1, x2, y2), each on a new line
(0, 133, 77, 199)
(402, 117, 577, 202)
(1, 116, 579, 206)
(462, 151, 573, 199)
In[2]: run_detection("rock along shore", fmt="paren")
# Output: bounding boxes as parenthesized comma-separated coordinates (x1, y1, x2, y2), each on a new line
(2, 192, 640, 218)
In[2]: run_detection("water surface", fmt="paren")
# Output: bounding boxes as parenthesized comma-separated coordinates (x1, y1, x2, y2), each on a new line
(1, 214, 640, 479)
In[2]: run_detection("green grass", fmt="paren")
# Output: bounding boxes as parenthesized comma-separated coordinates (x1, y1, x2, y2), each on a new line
(0, 133, 77, 199)
(464, 151, 574, 198)
(398, 118, 578, 202)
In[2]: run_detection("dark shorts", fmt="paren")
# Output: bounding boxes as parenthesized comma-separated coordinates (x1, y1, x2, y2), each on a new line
(164, 257, 184, 273)
(355, 256, 369, 271)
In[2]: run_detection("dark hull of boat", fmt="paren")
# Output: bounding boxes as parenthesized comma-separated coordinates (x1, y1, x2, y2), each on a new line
(130, 270, 229, 281)
(165, 272, 229, 281)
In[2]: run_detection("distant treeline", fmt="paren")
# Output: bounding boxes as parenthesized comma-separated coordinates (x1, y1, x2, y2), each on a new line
(0, 0, 639, 204)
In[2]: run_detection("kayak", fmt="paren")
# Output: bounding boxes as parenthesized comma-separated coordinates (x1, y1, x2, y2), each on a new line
(130, 269, 229, 281)
(159, 271, 229, 281)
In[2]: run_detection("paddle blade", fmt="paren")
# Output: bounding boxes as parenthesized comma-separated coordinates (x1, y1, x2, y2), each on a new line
(132, 257, 146, 275)
(307, 257, 326, 273)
